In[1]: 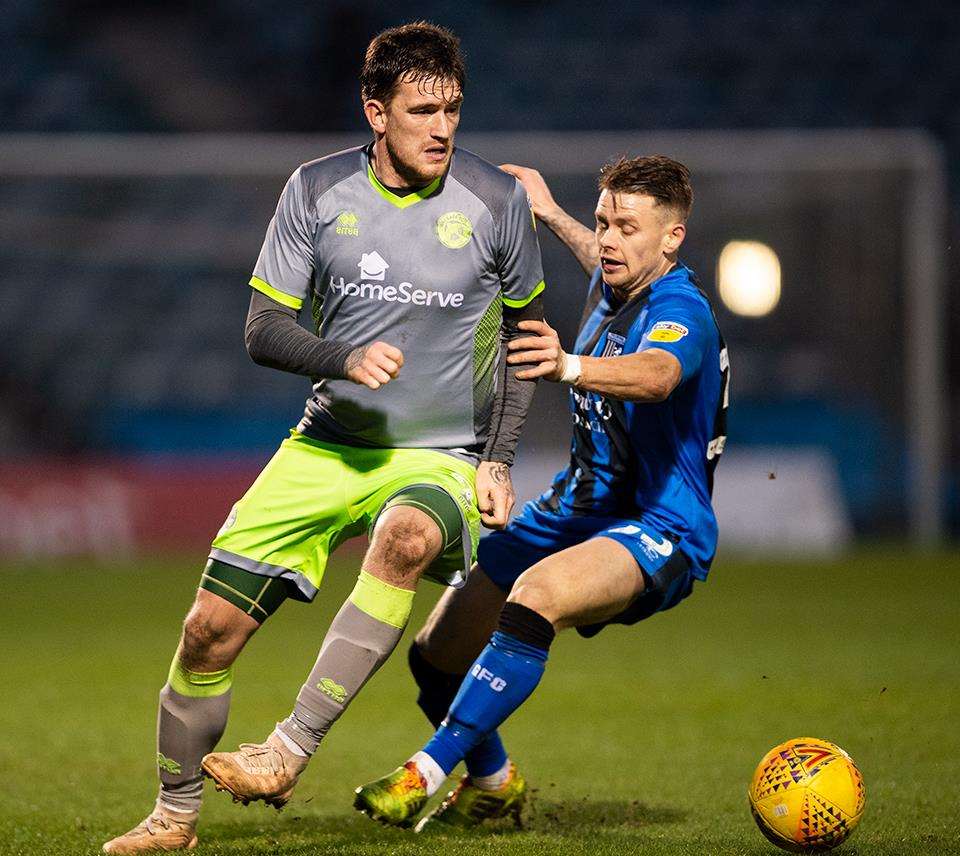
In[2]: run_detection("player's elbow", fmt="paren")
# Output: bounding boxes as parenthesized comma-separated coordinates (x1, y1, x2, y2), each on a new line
(640, 374, 677, 403)
(244, 322, 271, 367)
(629, 355, 682, 402)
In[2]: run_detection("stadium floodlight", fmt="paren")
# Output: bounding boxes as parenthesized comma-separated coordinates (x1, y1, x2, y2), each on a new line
(716, 240, 781, 317)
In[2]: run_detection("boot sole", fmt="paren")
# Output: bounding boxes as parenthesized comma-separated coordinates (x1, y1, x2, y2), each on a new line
(201, 761, 292, 811)
(415, 794, 525, 833)
(101, 832, 198, 853)
(352, 789, 418, 829)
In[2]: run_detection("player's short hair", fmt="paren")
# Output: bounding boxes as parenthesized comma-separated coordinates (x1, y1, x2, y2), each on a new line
(599, 155, 693, 221)
(360, 22, 465, 104)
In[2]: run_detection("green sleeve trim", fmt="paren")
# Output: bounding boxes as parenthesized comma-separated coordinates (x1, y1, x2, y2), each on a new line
(349, 570, 415, 629)
(502, 279, 546, 309)
(367, 163, 442, 209)
(168, 659, 233, 698)
(249, 275, 304, 310)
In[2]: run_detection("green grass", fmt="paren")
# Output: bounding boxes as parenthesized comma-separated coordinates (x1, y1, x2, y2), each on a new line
(1, 546, 958, 855)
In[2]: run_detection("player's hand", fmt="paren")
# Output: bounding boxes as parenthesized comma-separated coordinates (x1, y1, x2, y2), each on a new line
(475, 461, 515, 529)
(507, 319, 567, 382)
(345, 341, 404, 390)
(499, 164, 560, 222)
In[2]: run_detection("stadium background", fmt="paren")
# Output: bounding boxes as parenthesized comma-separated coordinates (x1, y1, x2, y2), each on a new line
(1, 3, 958, 855)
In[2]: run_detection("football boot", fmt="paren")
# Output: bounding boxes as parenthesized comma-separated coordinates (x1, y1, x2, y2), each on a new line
(353, 761, 429, 827)
(415, 762, 526, 833)
(201, 732, 306, 809)
(102, 803, 198, 853)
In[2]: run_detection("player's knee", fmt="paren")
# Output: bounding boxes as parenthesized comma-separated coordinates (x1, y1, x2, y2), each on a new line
(180, 605, 236, 666)
(508, 569, 561, 625)
(369, 507, 441, 577)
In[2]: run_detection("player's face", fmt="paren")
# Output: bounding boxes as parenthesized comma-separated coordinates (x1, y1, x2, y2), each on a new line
(369, 76, 462, 186)
(594, 190, 685, 297)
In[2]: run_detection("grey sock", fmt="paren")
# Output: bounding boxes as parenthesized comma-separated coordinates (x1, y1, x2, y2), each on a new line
(277, 601, 403, 755)
(156, 684, 231, 813)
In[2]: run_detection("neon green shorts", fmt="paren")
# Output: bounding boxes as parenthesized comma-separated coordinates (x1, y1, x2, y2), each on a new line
(209, 431, 480, 601)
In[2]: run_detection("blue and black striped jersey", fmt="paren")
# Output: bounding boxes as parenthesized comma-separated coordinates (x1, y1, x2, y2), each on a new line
(538, 263, 729, 579)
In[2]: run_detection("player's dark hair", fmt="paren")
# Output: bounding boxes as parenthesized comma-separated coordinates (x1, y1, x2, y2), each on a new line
(599, 155, 693, 221)
(360, 22, 465, 104)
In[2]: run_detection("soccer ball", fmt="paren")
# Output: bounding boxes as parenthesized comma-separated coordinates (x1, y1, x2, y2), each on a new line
(748, 737, 865, 852)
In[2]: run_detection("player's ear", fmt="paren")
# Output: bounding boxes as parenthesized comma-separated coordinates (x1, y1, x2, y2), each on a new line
(363, 99, 388, 134)
(663, 221, 686, 254)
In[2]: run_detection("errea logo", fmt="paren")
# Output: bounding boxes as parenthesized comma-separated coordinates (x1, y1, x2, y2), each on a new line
(328, 251, 465, 308)
(336, 211, 360, 237)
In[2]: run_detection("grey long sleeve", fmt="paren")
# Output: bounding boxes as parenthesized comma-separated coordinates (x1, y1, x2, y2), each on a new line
(481, 295, 545, 465)
(244, 289, 356, 379)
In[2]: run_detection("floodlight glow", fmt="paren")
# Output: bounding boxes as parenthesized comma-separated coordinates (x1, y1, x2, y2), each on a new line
(717, 241, 781, 317)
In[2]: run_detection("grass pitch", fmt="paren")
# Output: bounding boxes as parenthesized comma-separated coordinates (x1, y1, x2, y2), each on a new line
(1, 546, 957, 855)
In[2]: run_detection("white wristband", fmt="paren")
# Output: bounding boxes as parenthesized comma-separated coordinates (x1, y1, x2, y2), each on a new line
(559, 352, 582, 385)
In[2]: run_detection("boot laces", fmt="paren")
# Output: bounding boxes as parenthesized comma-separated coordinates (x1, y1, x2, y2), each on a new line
(143, 812, 172, 836)
(238, 741, 286, 774)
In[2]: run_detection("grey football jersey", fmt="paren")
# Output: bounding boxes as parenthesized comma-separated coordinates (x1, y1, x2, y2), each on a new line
(250, 145, 545, 457)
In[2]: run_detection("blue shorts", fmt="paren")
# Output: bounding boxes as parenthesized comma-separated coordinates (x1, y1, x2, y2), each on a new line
(477, 500, 695, 637)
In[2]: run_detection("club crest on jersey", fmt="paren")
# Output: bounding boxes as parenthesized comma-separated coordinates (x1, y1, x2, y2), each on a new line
(436, 211, 473, 249)
(647, 321, 688, 343)
(602, 332, 625, 357)
(336, 211, 360, 237)
(358, 251, 389, 281)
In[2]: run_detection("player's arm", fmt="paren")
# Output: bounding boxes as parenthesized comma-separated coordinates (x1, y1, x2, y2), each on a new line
(475, 299, 543, 530)
(509, 302, 716, 403)
(508, 318, 681, 401)
(568, 349, 681, 402)
(500, 164, 599, 276)
(244, 291, 402, 390)
(247, 166, 402, 390)
(481, 298, 546, 465)
(477, 179, 548, 528)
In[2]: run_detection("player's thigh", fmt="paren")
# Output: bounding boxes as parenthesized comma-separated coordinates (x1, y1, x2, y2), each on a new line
(178, 588, 260, 671)
(362, 504, 445, 587)
(509, 536, 644, 631)
(211, 433, 361, 600)
(415, 565, 507, 673)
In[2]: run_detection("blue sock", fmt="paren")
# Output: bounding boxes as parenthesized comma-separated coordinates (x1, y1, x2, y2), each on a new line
(422, 604, 555, 776)
(407, 643, 507, 777)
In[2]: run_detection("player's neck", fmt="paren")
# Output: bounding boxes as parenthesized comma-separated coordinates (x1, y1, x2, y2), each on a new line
(370, 138, 427, 191)
(618, 257, 677, 301)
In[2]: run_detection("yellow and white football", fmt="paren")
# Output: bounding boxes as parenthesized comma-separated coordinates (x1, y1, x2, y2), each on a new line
(748, 737, 865, 852)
